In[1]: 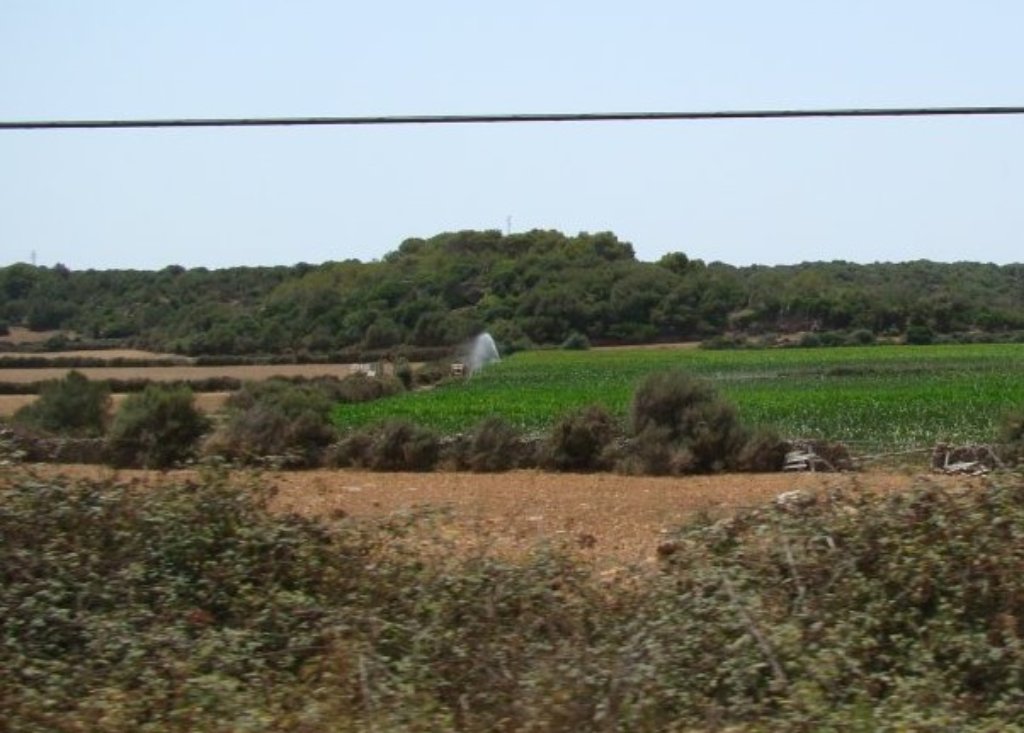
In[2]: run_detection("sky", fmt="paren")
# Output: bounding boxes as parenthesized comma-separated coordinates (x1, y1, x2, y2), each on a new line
(2, 1, 1023, 270)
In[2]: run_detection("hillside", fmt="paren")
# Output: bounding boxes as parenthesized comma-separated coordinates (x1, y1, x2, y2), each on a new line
(2, 229, 1023, 355)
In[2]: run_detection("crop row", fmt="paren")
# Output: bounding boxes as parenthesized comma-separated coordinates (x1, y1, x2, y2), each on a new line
(333, 343, 1024, 450)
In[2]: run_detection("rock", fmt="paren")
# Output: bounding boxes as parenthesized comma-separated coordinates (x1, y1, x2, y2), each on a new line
(774, 489, 816, 512)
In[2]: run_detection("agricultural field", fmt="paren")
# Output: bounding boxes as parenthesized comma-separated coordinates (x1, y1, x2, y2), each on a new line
(335, 343, 1024, 452)
(0, 359, 375, 417)
(0, 362, 368, 385)
(0, 391, 232, 418)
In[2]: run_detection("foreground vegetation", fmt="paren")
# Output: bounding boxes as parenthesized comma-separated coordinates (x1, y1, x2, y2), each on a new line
(3, 229, 1024, 355)
(2, 468, 1023, 731)
(335, 343, 1024, 451)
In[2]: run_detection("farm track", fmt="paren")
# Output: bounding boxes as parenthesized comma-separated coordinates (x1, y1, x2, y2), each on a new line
(23, 465, 975, 568)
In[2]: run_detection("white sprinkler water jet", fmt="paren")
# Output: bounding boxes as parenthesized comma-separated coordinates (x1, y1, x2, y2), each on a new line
(466, 332, 500, 375)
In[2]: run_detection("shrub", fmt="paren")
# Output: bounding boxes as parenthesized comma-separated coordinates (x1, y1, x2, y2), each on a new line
(906, 324, 935, 345)
(106, 385, 209, 468)
(817, 330, 846, 347)
(735, 428, 790, 472)
(13, 370, 110, 436)
(560, 331, 591, 350)
(799, 332, 822, 348)
(414, 360, 450, 387)
(205, 379, 337, 467)
(620, 370, 750, 474)
(335, 371, 404, 403)
(330, 420, 439, 471)
(1000, 408, 1024, 444)
(325, 429, 372, 468)
(489, 319, 534, 356)
(700, 334, 745, 350)
(4, 470, 1024, 730)
(616, 424, 692, 476)
(847, 328, 876, 345)
(394, 358, 414, 389)
(542, 405, 618, 472)
(999, 408, 1024, 465)
(451, 416, 529, 472)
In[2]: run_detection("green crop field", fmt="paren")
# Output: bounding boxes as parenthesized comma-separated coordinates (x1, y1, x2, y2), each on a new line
(333, 343, 1024, 451)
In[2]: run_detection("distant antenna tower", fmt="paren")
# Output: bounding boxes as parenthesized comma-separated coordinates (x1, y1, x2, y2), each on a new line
(30, 250, 36, 266)
(505, 216, 512, 236)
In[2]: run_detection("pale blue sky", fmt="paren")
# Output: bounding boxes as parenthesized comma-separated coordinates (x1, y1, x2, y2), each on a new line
(2, 1, 1023, 269)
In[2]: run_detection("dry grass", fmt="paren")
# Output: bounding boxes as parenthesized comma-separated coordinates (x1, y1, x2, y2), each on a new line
(0, 394, 36, 417)
(29, 464, 962, 567)
(0, 348, 191, 362)
(0, 391, 232, 417)
(0, 363, 368, 384)
(592, 341, 701, 351)
(0, 327, 65, 345)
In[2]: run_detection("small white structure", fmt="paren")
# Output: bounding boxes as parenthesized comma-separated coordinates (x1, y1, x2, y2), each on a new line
(353, 363, 377, 378)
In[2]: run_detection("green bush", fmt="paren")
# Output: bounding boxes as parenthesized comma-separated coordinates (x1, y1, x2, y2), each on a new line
(700, 334, 746, 350)
(451, 416, 530, 472)
(542, 404, 618, 472)
(735, 427, 790, 472)
(560, 331, 591, 350)
(847, 327, 876, 345)
(620, 370, 750, 474)
(394, 357, 414, 389)
(13, 370, 110, 436)
(414, 360, 450, 387)
(106, 384, 209, 468)
(799, 332, 822, 347)
(339, 371, 400, 402)
(906, 324, 935, 345)
(820, 330, 848, 347)
(205, 379, 338, 467)
(330, 419, 439, 471)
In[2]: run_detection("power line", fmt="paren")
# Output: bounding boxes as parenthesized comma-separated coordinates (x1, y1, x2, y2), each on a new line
(2, 105, 1024, 131)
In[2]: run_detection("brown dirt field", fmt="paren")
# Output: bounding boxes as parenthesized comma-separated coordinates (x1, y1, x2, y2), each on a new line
(593, 341, 701, 351)
(0, 327, 64, 345)
(0, 363, 367, 384)
(24, 465, 969, 568)
(0, 394, 35, 416)
(191, 392, 232, 412)
(0, 348, 191, 362)
(0, 391, 232, 417)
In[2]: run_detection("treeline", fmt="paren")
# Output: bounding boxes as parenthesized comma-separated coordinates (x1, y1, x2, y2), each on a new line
(2, 229, 1024, 355)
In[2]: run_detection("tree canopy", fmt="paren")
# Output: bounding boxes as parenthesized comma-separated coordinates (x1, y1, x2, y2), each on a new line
(2, 230, 1023, 355)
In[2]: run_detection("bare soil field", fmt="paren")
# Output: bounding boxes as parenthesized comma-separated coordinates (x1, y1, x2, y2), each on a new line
(0, 363, 368, 384)
(0, 348, 190, 362)
(0, 391, 234, 417)
(0, 394, 35, 416)
(0, 327, 65, 345)
(25, 465, 970, 568)
(593, 341, 701, 351)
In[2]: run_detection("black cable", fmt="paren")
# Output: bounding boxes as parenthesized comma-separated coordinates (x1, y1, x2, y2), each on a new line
(2, 105, 1024, 131)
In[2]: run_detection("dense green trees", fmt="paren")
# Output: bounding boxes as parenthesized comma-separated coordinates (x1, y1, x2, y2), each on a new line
(2, 231, 1023, 355)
